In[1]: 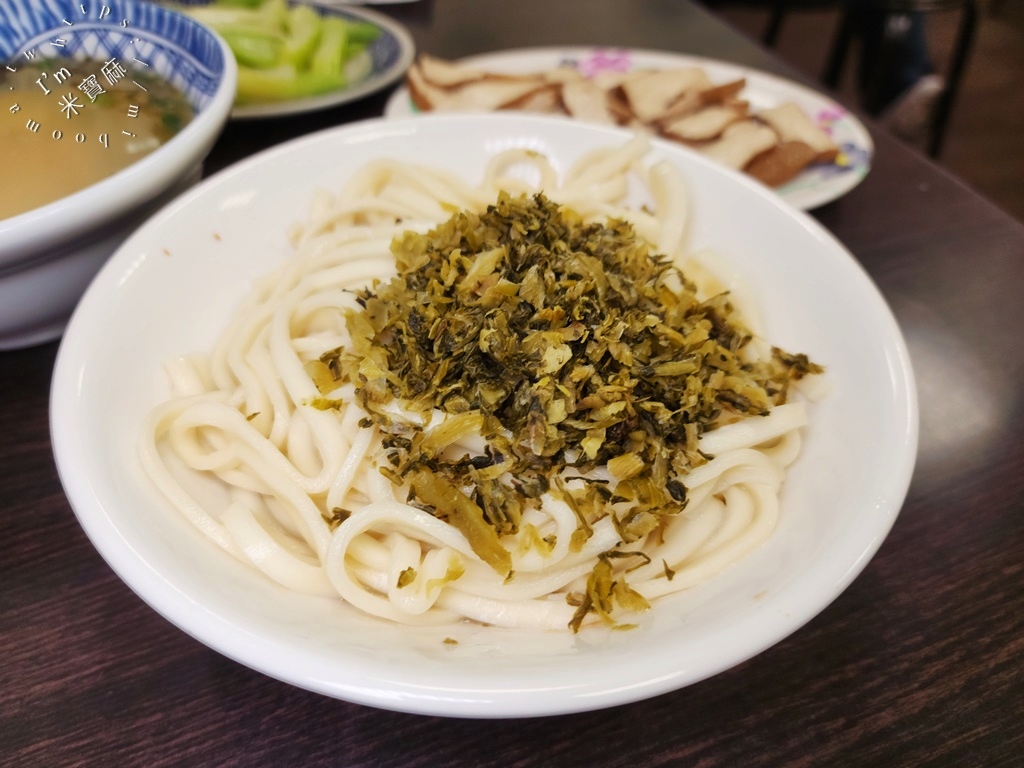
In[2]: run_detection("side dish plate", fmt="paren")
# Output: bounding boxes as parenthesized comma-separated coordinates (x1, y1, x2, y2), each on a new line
(384, 47, 874, 210)
(227, 1, 414, 119)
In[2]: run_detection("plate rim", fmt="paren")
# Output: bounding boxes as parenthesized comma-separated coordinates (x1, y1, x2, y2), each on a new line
(228, 1, 416, 120)
(383, 45, 875, 210)
(50, 113, 915, 718)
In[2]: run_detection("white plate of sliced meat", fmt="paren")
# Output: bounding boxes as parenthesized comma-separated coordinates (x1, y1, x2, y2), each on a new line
(384, 47, 873, 210)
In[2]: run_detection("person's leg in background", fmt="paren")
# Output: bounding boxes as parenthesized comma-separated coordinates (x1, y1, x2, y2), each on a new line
(852, 0, 945, 142)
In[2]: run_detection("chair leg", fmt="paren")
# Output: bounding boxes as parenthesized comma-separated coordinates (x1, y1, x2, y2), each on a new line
(863, 11, 915, 115)
(927, 0, 978, 158)
(822, 3, 855, 90)
(763, 2, 787, 47)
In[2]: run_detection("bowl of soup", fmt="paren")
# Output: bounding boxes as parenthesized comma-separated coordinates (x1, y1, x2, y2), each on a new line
(0, 0, 236, 349)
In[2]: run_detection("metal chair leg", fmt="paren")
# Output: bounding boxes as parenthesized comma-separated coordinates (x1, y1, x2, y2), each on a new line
(928, 0, 977, 158)
(863, 10, 915, 114)
(822, 2, 855, 90)
(763, 2, 787, 46)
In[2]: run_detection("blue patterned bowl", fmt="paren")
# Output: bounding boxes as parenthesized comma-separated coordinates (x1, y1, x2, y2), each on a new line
(0, 0, 236, 349)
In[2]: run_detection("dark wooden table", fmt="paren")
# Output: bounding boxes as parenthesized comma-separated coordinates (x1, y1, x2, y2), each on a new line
(4, 1, 1023, 765)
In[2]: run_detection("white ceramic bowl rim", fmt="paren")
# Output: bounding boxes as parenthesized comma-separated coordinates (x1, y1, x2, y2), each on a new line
(51, 113, 919, 718)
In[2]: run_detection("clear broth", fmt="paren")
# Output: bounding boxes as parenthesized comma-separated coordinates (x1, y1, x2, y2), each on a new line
(0, 57, 194, 221)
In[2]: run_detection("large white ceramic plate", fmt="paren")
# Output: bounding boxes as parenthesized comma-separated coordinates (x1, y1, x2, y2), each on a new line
(385, 47, 874, 211)
(224, 1, 415, 119)
(51, 114, 915, 718)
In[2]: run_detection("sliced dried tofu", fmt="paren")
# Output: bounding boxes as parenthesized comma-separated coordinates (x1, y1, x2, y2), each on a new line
(505, 84, 563, 114)
(745, 140, 819, 187)
(592, 70, 639, 91)
(658, 79, 747, 124)
(655, 90, 704, 124)
(407, 62, 442, 111)
(417, 53, 488, 88)
(544, 66, 586, 84)
(662, 104, 748, 142)
(621, 68, 714, 123)
(406, 56, 842, 183)
(606, 90, 634, 123)
(699, 78, 746, 105)
(561, 79, 618, 124)
(459, 79, 553, 111)
(699, 120, 779, 169)
(408, 65, 549, 112)
(757, 103, 839, 162)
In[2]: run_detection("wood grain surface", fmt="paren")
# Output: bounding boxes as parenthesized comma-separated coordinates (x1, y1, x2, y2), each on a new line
(3, 1, 1023, 766)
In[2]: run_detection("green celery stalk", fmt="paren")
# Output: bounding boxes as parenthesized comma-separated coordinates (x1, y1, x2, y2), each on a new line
(344, 20, 381, 45)
(217, 26, 283, 68)
(309, 16, 348, 80)
(235, 63, 344, 103)
(178, 1, 380, 105)
(282, 5, 323, 69)
(168, 3, 264, 29)
(170, 0, 288, 34)
(343, 49, 372, 83)
(345, 39, 369, 58)
(259, 0, 288, 32)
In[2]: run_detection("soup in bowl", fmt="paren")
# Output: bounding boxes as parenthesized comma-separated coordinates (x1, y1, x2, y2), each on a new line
(0, 0, 236, 349)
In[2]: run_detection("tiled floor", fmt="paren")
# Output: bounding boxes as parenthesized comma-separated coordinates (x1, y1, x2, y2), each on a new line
(710, 2, 1024, 221)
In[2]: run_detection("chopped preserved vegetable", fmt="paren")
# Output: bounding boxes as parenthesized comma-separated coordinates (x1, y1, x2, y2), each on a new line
(314, 193, 821, 629)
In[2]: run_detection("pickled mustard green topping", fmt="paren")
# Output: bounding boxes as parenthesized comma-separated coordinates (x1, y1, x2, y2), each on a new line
(314, 193, 821, 629)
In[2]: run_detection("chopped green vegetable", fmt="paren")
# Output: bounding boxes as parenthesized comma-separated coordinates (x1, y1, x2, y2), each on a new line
(407, 467, 512, 578)
(345, 20, 383, 45)
(234, 63, 345, 104)
(171, 0, 287, 32)
(324, 507, 352, 530)
(282, 4, 322, 69)
(218, 26, 283, 68)
(309, 17, 348, 81)
(396, 567, 417, 588)
(169, 0, 380, 104)
(426, 562, 465, 593)
(568, 553, 651, 632)
(319, 193, 821, 630)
